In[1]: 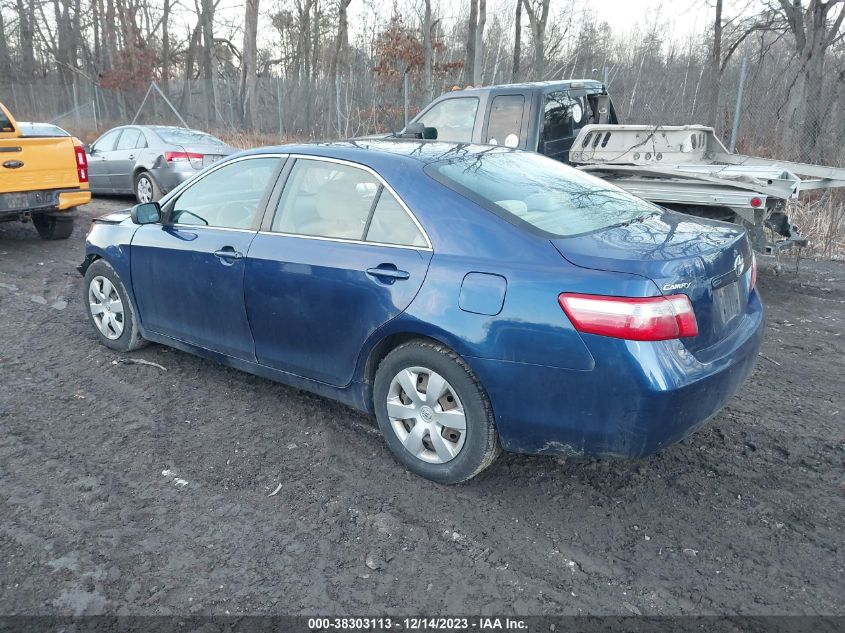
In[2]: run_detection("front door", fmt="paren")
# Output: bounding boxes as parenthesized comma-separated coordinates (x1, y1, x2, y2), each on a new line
(86, 128, 122, 192)
(108, 127, 144, 193)
(245, 157, 432, 386)
(130, 156, 283, 360)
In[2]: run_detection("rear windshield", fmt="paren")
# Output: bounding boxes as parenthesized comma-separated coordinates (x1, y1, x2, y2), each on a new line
(152, 127, 225, 146)
(0, 111, 14, 133)
(426, 150, 659, 237)
(19, 123, 69, 137)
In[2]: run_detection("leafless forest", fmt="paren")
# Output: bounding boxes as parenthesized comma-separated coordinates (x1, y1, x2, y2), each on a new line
(1, 0, 844, 251)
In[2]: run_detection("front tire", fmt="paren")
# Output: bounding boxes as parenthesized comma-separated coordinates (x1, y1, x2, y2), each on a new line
(134, 171, 161, 204)
(373, 340, 500, 484)
(82, 259, 147, 352)
(33, 213, 74, 240)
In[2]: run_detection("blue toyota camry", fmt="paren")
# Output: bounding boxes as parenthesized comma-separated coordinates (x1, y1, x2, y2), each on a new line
(80, 140, 764, 483)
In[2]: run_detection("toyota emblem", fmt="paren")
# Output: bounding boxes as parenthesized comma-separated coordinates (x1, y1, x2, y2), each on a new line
(734, 254, 744, 277)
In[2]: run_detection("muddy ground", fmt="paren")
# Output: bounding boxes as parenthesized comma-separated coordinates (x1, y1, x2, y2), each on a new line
(0, 198, 843, 616)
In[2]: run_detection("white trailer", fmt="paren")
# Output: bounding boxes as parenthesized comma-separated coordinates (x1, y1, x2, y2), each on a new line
(569, 124, 845, 254)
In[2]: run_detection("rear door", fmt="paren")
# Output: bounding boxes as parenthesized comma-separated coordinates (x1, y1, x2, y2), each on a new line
(130, 155, 284, 360)
(482, 93, 530, 149)
(245, 157, 432, 386)
(539, 90, 591, 162)
(108, 127, 144, 192)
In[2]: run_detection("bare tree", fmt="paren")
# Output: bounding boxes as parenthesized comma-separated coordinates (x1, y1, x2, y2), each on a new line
(512, 0, 521, 81)
(708, 0, 723, 132)
(772, 0, 845, 161)
(199, 0, 218, 124)
(466, 0, 478, 84)
(239, 0, 259, 128)
(473, 0, 486, 84)
(521, 0, 550, 80)
(422, 0, 435, 101)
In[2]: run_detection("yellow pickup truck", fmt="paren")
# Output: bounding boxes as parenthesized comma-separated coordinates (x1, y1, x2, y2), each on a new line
(0, 102, 91, 239)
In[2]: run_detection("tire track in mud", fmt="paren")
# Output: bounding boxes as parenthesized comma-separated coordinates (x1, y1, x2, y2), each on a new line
(1, 199, 843, 615)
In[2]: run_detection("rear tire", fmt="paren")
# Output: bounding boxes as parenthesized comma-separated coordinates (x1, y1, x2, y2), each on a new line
(373, 340, 500, 484)
(82, 259, 147, 352)
(33, 213, 74, 240)
(134, 171, 161, 204)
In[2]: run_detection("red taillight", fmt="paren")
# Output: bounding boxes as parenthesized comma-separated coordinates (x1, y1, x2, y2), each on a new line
(558, 293, 699, 341)
(750, 197, 762, 208)
(750, 252, 757, 292)
(165, 151, 203, 163)
(74, 145, 88, 183)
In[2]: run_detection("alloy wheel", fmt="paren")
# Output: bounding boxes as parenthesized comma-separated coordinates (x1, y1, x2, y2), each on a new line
(386, 366, 467, 464)
(136, 176, 153, 203)
(88, 276, 124, 340)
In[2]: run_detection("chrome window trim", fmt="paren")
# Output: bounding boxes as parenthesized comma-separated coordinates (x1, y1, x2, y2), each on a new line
(167, 224, 256, 234)
(269, 154, 433, 251)
(256, 229, 431, 251)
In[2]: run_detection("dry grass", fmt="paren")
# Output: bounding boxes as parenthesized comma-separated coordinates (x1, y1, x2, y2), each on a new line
(788, 192, 845, 260)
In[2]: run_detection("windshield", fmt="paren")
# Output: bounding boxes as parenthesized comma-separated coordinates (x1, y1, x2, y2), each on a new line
(426, 150, 659, 237)
(152, 127, 225, 146)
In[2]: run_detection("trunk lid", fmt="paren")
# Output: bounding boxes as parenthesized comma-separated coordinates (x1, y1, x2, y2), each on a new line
(552, 210, 754, 355)
(0, 136, 81, 193)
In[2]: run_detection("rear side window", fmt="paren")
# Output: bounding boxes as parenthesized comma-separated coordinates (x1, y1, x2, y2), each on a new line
(427, 150, 659, 238)
(170, 157, 279, 229)
(116, 128, 141, 150)
(365, 190, 427, 247)
(485, 95, 525, 148)
(272, 160, 379, 240)
(542, 92, 587, 142)
(414, 97, 479, 143)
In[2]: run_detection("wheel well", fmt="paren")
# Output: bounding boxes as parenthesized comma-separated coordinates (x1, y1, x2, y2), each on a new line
(362, 333, 452, 411)
(78, 253, 102, 276)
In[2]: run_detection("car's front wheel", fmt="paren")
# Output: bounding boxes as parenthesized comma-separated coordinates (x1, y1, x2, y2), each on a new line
(373, 340, 500, 484)
(82, 259, 147, 352)
(134, 171, 161, 204)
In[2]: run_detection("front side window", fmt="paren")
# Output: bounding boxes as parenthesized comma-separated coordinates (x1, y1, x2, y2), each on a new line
(92, 129, 121, 153)
(542, 92, 588, 142)
(427, 150, 659, 238)
(272, 160, 379, 240)
(169, 157, 280, 229)
(415, 97, 479, 143)
(485, 95, 525, 148)
(116, 128, 141, 150)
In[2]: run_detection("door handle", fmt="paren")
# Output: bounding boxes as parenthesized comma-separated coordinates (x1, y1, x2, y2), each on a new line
(366, 265, 410, 281)
(214, 248, 244, 261)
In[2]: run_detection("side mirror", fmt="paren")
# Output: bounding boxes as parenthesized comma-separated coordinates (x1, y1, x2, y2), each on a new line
(399, 122, 437, 140)
(85, 144, 95, 154)
(130, 201, 161, 225)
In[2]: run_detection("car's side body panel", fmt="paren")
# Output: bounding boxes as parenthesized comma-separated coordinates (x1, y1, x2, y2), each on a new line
(81, 141, 765, 461)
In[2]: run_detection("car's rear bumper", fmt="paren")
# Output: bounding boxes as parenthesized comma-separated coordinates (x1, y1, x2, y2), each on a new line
(0, 188, 88, 219)
(150, 165, 201, 194)
(469, 291, 765, 458)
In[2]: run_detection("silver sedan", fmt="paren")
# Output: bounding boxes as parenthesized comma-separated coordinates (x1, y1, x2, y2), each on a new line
(85, 125, 235, 203)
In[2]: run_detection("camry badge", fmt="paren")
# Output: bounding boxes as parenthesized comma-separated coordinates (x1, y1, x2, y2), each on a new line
(663, 281, 692, 291)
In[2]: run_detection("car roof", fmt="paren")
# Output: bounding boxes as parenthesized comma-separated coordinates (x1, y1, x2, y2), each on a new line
(247, 139, 515, 168)
(445, 79, 605, 94)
